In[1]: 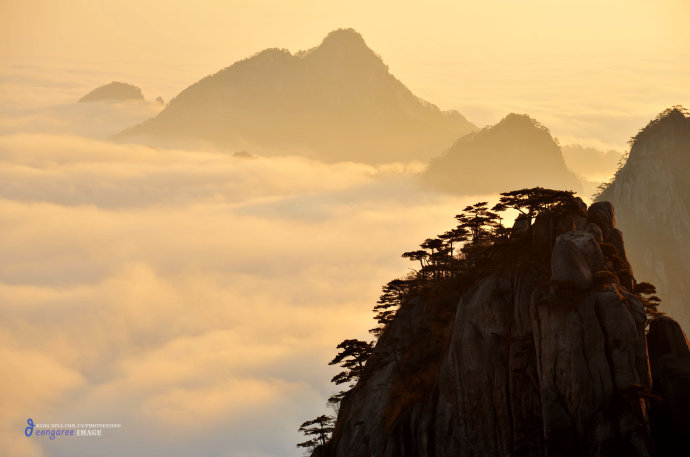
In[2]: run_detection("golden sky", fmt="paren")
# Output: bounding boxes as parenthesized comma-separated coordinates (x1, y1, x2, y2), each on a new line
(2, 0, 688, 148)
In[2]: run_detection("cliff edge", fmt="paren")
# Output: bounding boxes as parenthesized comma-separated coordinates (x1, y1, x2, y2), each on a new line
(315, 193, 689, 457)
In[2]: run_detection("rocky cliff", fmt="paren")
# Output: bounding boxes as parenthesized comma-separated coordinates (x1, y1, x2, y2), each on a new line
(317, 198, 689, 457)
(597, 106, 690, 333)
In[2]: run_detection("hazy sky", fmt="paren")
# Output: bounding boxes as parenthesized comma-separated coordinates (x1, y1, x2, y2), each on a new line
(1, 1, 688, 456)
(2, 0, 688, 149)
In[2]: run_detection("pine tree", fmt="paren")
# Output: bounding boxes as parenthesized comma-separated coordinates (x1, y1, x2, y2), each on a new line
(455, 202, 502, 244)
(492, 187, 577, 222)
(370, 279, 412, 336)
(297, 415, 334, 453)
(329, 339, 373, 385)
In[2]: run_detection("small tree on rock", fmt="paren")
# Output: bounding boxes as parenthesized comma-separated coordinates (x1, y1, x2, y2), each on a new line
(329, 339, 374, 385)
(370, 279, 412, 337)
(297, 415, 334, 453)
(492, 187, 577, 222)
(456, 202, 502, 244)
(634, 281, 664, 322)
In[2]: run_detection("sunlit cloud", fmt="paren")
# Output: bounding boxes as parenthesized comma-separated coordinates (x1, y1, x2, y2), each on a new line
(0, 130, 485, 456)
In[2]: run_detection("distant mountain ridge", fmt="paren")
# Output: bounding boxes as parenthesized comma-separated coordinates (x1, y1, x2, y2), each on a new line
(423, 113, 582, 194)
(79, 82, 144, 103)
(597, 106, 690, 331)
(117, 28, 475, 163)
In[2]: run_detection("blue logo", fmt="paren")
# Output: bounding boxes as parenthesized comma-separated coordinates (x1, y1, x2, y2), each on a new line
(25, 418, 35, 437)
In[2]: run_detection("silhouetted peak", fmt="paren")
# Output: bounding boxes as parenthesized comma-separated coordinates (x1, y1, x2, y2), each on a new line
(629, 105, 690, 148)
(424, 113, 580, 195)
(79, 81, 144, 103)
(253, 47, 293, 60)
(660, 106, 689, 121)
(494, 113, 549, 133)
(306, 28, 383, 68)
(456, 113, 553, 147)
(118, 28, 476, 163)
(320, 28, 368, 49)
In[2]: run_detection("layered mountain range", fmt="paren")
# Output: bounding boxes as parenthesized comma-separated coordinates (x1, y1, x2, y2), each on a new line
(117, 29, 475, 163)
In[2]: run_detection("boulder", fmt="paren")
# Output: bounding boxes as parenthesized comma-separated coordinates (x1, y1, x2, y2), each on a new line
(557, 230, 606, 272)
(587, 201, 616, 237)
(647, 317, 690, 456)
(511, 214, 531, 238)
(574, 196, 588, 216)
(551, 235, 594, 290)
(584, 223, 604, 243)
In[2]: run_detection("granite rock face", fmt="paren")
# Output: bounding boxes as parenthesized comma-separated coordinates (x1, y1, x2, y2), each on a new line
(646, 317, 690, 455)
(318, 200, 688, 457)
(550, 230, 605, 290)
(597, 107, 690, 331)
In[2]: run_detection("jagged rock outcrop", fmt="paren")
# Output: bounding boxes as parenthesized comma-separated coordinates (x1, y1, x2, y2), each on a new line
(319, 200, 688, 457)
(117, 29, 475, 163)
(79, 81, 144, 103)
(597, 107, 690, 332)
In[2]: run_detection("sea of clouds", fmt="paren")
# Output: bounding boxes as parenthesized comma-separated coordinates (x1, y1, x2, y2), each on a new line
(0, 68, 488, 457)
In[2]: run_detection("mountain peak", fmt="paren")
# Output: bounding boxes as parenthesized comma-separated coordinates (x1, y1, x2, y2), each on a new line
(495, 113, 548, 132)
(595, 106, 690, 336)
(79, 81, 144, 103)
(424, 113, 581, 194)
(320, 28, 367, 48)
(306, 28, 380, 64)
(629, 105, 690, 148)
(116, 29, 476, 162)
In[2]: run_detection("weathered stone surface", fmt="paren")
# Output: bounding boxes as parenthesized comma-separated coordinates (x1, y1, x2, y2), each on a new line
(531, 288, 651, 457)
(585, 222, 604, 243)
(512, 214, 531, 238)
(551, 236, 593, 290)
(647, 317, 690, 456)
(588, 201, 616, 236)
(532, 211, 554, 253)
(435, 275, 516, 456)
(574, 196, 588, 216)
(328, 297, 423, 457)
(558, 230, 606, 272)
(322, 202, 685, 457)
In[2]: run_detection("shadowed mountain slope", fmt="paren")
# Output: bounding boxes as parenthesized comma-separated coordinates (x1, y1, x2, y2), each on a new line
(597, 106, 690, 331)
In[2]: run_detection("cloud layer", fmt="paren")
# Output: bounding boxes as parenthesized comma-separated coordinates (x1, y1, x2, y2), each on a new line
(0, 129, 485, 456)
